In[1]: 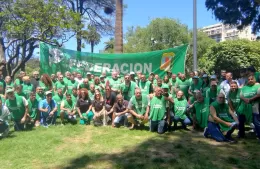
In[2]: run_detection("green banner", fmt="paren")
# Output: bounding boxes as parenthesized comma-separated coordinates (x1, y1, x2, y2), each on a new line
(40, 42, 188, 77)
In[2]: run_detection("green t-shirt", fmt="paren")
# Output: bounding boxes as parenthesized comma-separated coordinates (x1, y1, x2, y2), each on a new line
(108, 78, 121, 91)
(63, 77, 69, 84)
(189, 82, 201, 94)
(228, 88, 241, 112)
(67, 80, 78, 95)
(22, 83, 34, 99)
(79, 83, 89, 90)
(149, 96, 166, 121)
(129, 95, 149, 115)
(55, 81, 67, 93)
(88, 91, 95, 101)
(120, 82, 137, 101)
(173, 98, 188, 120)
(205, 87, 221, 104)
(14, 79, 23, 86)
(63, 100, 75, 113)
(5, 96, 26, 121)
(194, 98, 210, 128)
(6, 82, 14, 89)
(71, 94, 78, 104)
(176, 79, 190, 98)
(15, 92, 27, 98)
(52, 94, 65, 116)
(211, 101, 234, 131)
(36, 93, 45, 102)
(39, 81, 52, 92)
(138, 81, 151, 96)
(28, 99, 38, 120)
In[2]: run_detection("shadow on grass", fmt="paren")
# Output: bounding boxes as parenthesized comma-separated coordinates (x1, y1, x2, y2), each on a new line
(59, 131, 260, 169)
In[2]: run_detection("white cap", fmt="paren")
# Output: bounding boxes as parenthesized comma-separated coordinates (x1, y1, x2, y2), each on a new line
(45, 91, 52, 96)
(87, 72, 91, 75)
(130, 71, 135, 75)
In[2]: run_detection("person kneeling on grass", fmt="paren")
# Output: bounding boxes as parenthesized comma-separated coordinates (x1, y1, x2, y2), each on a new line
(173, 90, 191, 130)
(127, 88, 150, 130)
(38, 91, 58, 127)
(113, 94, 129, 128)
(148, 87, 173, 134)
(92, 90, 107, 126)
(204, 93, 239, 142)
(60, 94, 77, 125)
(0, 99, 10, 138)
(5, 89, 29, 131)
(27, 92, 40, 127)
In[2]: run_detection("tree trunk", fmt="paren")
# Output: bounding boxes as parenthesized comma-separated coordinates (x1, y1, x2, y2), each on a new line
(114, 0, 123, 53)
(77, 30, 82, 52)
(0, 38, 5, 61)
(91, 41, 94, 53)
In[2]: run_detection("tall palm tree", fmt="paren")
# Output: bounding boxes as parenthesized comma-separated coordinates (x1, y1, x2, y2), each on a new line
(104, 38, 114, 53)
(83, 25, 101, 53)
(114, 0, 123, 53)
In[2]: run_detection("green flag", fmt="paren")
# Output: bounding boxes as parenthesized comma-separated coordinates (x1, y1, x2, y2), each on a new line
(40, 42, 188, 77)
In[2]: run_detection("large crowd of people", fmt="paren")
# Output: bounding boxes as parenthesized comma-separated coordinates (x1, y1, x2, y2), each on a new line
(0, 67, 260, 143)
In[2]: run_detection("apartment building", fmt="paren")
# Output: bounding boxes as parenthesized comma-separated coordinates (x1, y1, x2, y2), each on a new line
(201, 23, 256, 42)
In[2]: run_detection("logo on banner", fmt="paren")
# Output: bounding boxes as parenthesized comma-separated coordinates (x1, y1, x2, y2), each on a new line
(160, 52, 175, 71)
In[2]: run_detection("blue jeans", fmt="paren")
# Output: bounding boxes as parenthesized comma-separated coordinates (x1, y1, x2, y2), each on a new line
(114, 114, 128, 127)
(41, 111, 57, 126)
(253, 113, 260, 139)
(173, 116, 191, 128)
(150, 120, 166, 134)
(207, 121, 236, 142)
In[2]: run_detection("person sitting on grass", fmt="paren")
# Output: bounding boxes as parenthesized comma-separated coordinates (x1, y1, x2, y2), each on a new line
(204, 93, 239, 142)
(127, 88, 150, 130)
(0, 99, 10, 138)
(148, 87, 173, 134)
(173, 90, 191, 130)
(104, 86, 116, 125)
(60, 94, 77, 125)
(38, 91, 58, 127)
(92, 90, 106, 126)
(76, 88, 94, 125)
(5, 89, 29, 131)
(27, 92, 40, 127)
(113, 94, 129, 128)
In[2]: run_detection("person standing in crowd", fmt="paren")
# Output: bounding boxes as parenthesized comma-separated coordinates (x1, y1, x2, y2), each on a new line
(71, 87, 78, 103)
(15, 85, 26, 98)
(206, 81, 221, 104)
(175, 74, 190, 99)
(201, 74, 210, 96)
(108, 71, 121, 95)
(247, 66, 260, 83)
(170, 74, 178, 98)
(228, 81, 241, 120)
(38, 91, 58, 127)
(219, 70, 227, 83)
(14, 71, 25, 86)
(192, 92, 210, 130)
(148, 87, 173, 134)
(238, 75, 260, 139)
(94, 77, 104, 96)
(220, 72, 238, 101)
(129, 72, 136, 83)
(104, 86, 116, 124)
(27, 92, 40, 127)
(36, 87, 45, 102)
(54, 74, 67, 94)
(163, 75, 171, 86)
(77, 88, 94, 125)
(5, 89, 29, 131)
(51, 74, 57, 84)
(92, 90, 107, 126)
(31, 71, 40, 91)
(173, 90, 191, 130)
(138, 74, 153, 96)
(53, 87, 65, 116)
(188, 71, 195, 83)
(0, 99, 10, 138)
(86, 72, 94, 84)
(5, 76, 14, 89)
(75, 73, 84, 84)
(238, 68, 248, 87)
(60, 94, 77, 125)
(127, 88, 150, 130)
(67, 74, 78, 95)
(88, 84, 95, 101)
(22, 76, 34, 99)
(120, 74, 137, 101)
(78, 78, 90, 90)
(39, 74, 53, 93)
(188, 76, 201, 100)
(204, 93, 238, 142)
(63, 71, 71, 84)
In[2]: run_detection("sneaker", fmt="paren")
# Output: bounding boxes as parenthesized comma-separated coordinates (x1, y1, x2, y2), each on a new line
(203, 127, 209, 138)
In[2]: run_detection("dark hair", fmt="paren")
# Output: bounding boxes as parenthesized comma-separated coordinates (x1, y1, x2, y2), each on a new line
(79, 88, 89, 100)
(230, 81, 238, 86)
(41, 74, 53, 90)
(29, 92, 36, 96)
(66, 93, 71, 97)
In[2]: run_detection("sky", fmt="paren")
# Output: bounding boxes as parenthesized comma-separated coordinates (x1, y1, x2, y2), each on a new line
(64, 0, 218, 53)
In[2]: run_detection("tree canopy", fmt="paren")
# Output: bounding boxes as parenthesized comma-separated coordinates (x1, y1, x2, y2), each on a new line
(205, 0, 260, 33)
(202, 39, 260, 74)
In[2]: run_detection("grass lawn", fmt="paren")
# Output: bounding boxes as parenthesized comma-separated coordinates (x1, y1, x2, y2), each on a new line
(0, 121, 260, 169)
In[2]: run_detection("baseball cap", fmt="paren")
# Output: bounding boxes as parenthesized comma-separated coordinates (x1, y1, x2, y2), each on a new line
(45, 91, 52, 96)
(130, 72, 135, 75)
(192, 76, 199, 79)
(202, 74, 208, 78)
(87, 72, 91, 75)
(6, 89, 14, 94)
(210, 75, 217, 79)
